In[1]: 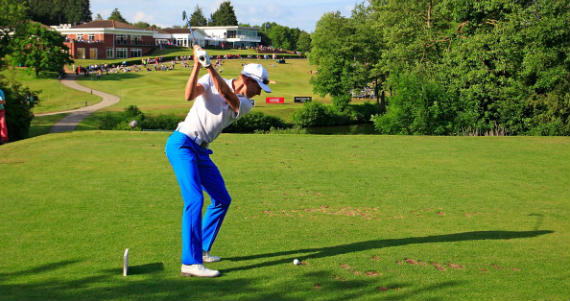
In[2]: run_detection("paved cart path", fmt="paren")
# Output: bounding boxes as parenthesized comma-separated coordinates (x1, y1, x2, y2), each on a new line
(35, 74, 120, 133)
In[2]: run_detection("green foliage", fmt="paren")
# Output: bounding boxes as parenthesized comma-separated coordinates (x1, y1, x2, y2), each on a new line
(363, 0, 570, 135)
(25, 0, 91, 25)
(9, 22, 73, 77)
(108, 8, 128, 23)
(95, 106, 288, 133)
(372, 72, 456, 135)
(133, 21, 150, 29)
(210, 1, 238, 26)
(140, 115, 179, 131)
(224, 111, 288, 133)
(190, 5, 208, 26)
(309, 12, 354, 103)
(0, 0, 28, 67)
(296, 31, 312, 54)
(290, 101, 371, 128)
(0, 77, 38, 141)
(261, 22, 309, 51)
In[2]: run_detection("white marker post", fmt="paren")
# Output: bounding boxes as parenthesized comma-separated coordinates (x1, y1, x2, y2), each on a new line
(123, 248, 129, 276)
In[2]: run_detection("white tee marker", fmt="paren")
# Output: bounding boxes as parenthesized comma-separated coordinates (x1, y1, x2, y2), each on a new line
(123, 248, 129, 276)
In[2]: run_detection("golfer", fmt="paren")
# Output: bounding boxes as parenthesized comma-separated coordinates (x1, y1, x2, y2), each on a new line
(165, 45, 271, 278)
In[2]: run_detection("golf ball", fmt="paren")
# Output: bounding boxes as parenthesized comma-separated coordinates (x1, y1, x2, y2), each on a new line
(293, 259, 300, 265)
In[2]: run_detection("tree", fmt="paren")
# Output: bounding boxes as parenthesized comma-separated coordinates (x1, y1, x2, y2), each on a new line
(261, 22, 306, 51)
(10, 22, 73, 77)
(309, 11, 355, 109)
(1, 0, 28, 67)
(190, 5, 207, 26)
(94, 13, 103, 21)
(350, 3, 386, 113)
(26, 0, 91, 25)
(0, 78, 38, 141)
(108, 8, 128, 23)
(210, 1, 238, 26)
(297, 31, 312, 53)
(133, 21, 150, 29)
(1, 0, 39, 141)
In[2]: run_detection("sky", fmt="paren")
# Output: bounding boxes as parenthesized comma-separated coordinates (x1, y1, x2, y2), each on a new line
(90, 0, 362, 33)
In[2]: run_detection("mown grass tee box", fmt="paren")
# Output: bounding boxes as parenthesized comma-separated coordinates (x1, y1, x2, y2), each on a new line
(0, 132, 568, 300)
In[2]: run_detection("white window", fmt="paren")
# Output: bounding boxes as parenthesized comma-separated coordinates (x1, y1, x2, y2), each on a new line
(115, 34, 128, 45)
(129, 48, 142, 57)
(131, 35, 142, 44)
(116, 48, 128, 58)
(88, 34, 95, 41)
(106, 48, 114, 58)
(77, 48, 86, 59)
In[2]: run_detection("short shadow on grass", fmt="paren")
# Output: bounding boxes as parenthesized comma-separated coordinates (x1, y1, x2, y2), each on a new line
(0, 259, 81, 279)
(0, 260, 461, 301)
(101, 262, 164, 275)
(224, 230, 553, 272)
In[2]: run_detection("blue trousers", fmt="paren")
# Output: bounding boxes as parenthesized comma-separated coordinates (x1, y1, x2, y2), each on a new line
(165, 131, 231, 265)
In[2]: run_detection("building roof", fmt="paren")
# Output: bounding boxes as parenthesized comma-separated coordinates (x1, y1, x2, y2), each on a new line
(161, 28, 191, 34)
(72, 20, 140, 30)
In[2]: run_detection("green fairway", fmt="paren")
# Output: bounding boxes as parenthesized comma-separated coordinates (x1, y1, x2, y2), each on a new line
(1, 132, 568, 300)
(73, 58, 334, 125)
(0, 68, 101, 114)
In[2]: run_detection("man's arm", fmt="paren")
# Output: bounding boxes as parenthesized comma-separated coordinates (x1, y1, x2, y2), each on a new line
(204, 65, 240, 113)
(184, 45, 205, 101)
(184, 61, 204, 101)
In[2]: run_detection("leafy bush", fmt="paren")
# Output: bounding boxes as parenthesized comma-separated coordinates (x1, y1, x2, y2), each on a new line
(1, 77, 38, 141)
(291, 101, 378, 128)
(94, 106, 287, 133)
(372, 72, 457, 135)
(291, 102, 338, 127)
(140, 114, 179, 130)
(224, 111, 288, 133)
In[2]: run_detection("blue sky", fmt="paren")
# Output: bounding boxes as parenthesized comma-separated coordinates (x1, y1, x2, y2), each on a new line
(90, 0, 362, 32)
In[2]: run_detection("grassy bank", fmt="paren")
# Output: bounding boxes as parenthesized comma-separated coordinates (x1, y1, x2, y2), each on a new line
(0, 68, 100, 114)
(1, 132, 568, 300)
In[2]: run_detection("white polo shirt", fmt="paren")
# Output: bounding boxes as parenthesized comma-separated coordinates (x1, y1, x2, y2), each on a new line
(176, 74, 253, 145)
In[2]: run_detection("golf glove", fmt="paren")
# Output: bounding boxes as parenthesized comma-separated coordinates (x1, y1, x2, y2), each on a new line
(196, 49, 211, 68)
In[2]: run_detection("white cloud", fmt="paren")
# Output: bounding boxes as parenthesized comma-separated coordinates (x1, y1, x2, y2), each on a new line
(133, 11, 154, 23)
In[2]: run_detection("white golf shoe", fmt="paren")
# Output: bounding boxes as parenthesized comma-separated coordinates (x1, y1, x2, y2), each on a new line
(202, 251, 221, 263)
(181, 264, 220, 278)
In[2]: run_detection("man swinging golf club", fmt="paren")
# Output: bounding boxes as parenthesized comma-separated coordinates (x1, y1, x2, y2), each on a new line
(165, 45, 271, 278)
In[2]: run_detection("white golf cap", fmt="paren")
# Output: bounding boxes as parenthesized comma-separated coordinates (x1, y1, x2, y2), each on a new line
(241, 63, 271, 93)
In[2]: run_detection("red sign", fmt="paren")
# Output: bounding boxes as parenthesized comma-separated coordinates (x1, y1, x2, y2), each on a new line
(266, 97, 284, 104)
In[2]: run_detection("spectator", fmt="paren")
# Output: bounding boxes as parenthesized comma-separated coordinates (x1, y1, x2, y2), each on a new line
(0, 88, 8, 144)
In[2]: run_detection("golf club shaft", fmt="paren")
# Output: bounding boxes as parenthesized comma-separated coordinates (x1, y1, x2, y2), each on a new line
(186, 20, 197, 43)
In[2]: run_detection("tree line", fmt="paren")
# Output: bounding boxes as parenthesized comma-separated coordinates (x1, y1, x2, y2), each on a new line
(188, 3, 312, 53)
(25, 0, 91, 25)
(310, 0, 570, 136)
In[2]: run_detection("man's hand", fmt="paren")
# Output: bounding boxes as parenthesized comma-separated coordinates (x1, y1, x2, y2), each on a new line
(193, 45, 211, 68)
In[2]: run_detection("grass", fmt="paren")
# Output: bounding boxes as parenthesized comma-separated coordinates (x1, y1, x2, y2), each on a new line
(28, 113, 69, 137)
(74, 58, 337, 127)
(0, 68, 101, 114)
(1, 131, 568, 300)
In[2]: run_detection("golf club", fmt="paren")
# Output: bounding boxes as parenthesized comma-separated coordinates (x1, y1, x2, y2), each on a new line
(182, 10, 210, 66)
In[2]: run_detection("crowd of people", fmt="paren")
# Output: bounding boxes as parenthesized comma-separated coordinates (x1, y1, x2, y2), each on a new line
(70, 49, 298, 79)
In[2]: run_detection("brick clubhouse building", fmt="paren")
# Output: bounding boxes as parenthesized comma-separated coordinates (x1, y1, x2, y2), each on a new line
(53, 20, 262, 60)
(54, 20, 155, 60)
